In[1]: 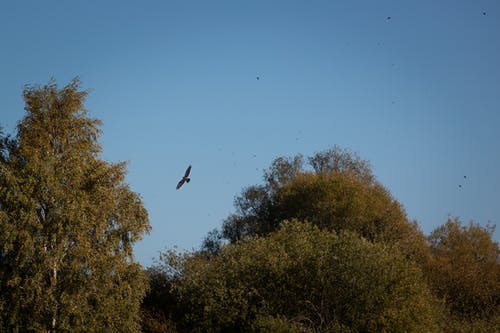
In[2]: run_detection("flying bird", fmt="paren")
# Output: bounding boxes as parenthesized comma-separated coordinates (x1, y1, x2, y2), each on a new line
(176, 165, 192, 190)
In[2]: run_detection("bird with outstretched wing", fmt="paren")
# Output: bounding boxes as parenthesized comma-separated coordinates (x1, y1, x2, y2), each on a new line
(176, 165, 192, 190)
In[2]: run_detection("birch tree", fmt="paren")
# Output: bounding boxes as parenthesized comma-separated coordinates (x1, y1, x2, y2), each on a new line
(0, 79, 150, 332)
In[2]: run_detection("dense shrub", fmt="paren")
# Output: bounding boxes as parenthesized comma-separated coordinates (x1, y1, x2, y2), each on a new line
(162, 221, 440, 332)
(426, 218, 500, 319)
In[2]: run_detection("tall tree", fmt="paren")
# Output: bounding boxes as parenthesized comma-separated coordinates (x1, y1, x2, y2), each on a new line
(219, 147, 429, 264)
(0, 79, 150, 332)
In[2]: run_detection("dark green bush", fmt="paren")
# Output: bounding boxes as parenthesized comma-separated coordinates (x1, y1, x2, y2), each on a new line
(161, 221, 440, 332)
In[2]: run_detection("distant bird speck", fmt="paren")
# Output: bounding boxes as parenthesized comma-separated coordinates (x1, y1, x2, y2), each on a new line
(483, 12, 486, 15)
(387, 16, 391, 20)
(256, 76, 260, 80)
(464, 175, 467, 179)
(176, 165, 192, 190)
(458, 184, 462, 189)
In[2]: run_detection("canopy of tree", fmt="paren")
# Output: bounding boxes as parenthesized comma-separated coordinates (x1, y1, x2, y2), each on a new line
(156, 221, 440, 332)
(0, 79, 150, 332)
(216, 147, 429, 264)
(168, 147, 499, 333)
(426, 218, 500, 319)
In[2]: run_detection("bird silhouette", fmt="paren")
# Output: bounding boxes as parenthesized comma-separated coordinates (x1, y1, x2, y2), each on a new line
(176, 165, 192, 190)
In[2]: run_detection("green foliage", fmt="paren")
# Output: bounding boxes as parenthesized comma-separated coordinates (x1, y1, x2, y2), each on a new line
(141, 267, 181, 333)
(439, 313, 500, 333)
(251, 315, 308, 333)
(200, 228, 224, 256)
(307, 145, 373, 182)
(162, 221, 440, 332)
(0, 79, 150, 332)
(141, 309, 178, 333)
(220, 146, 429, 264)
(426, 218, 500, 319)
(143, 147, 499, 332)
(277, 172, 403, 241)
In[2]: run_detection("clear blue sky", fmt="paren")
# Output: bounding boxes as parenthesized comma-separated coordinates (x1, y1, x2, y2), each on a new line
(1, 0, 499, 266)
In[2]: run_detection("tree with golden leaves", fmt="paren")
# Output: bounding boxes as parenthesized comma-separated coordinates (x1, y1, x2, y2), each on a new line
(0, 79, 150, 332)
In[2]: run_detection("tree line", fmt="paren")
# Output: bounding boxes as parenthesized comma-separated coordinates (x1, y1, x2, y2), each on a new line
(1, 80, 499, 332)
